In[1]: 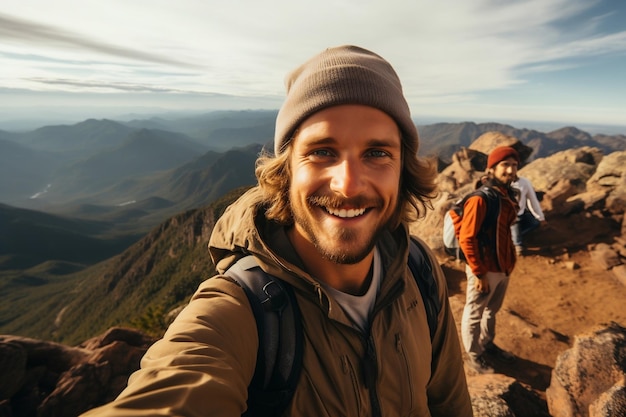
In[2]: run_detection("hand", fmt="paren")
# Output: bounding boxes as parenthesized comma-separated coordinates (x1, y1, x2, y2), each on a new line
(475, 275, 489, 294)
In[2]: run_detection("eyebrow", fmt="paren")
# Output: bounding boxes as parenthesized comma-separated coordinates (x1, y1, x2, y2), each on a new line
(367, 138, 400, 148)
(301, 136, 401, 148)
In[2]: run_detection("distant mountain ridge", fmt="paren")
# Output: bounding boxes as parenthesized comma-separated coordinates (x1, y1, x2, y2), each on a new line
(52, 143, 263, 228)
(124, 109, 277, 151)
(48, 128, 207, 198)
(1, 112, 624, 211)
(16, 119, 136, 155)
(418, 122, 624, 163)
(1, 112, 624, 237)
(1, 110, 625, 343)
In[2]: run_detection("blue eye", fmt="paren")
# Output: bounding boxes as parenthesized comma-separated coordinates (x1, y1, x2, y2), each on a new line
(367, 149, 389, 158)
(311, 149, 331, 156)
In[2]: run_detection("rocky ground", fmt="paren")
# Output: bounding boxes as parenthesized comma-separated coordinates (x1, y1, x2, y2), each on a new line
(3, 137, 625, 416)
(438, 212, 626, 402)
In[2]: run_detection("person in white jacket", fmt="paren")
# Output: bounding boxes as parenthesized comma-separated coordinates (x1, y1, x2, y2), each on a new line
(511, 176, 546, 255)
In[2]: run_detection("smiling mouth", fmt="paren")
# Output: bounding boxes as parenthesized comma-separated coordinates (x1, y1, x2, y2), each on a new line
(325, 207, 367, 218)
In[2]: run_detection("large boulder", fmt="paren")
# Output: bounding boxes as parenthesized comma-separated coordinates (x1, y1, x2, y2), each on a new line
(0, 327, 156, 417)
(438, 147, 486, 194)
(437, 132, 534, 196)
(546, 322, 626, 417)
(500, 146, 615, 218)
(0, 341, 28, 399)
(468, 373, 550, 416)
(412, 191, 454, 251)
(586, 150, 626, 214)
(519, 146, 603, 195)
(469, 131, 535, 165)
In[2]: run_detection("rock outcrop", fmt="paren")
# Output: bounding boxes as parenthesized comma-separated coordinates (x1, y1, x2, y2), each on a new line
(436, 132, 535, 196)
(411, 133, 626, 415)
(467, 373, 550, 416)
(412, 137, 626, 267)
(0, 327, 155, 417)
(546, 322, 626, 417)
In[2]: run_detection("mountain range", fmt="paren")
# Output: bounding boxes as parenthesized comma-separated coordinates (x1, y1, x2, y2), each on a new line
(2, 112, 624, 212)
(0, 110, 625, 344)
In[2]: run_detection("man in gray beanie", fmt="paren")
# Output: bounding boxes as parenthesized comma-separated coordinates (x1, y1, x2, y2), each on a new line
(82, 45, 472, 417)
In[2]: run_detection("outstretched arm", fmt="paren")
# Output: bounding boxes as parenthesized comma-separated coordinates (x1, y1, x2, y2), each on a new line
(81, 277, 256, 417)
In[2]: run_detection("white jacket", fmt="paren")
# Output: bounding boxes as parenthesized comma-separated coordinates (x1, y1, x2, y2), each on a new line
(512, 177, 545, 221)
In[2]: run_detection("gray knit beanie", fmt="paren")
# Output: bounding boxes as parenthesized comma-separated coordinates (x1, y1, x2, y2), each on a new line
(274, 45, 418, 155)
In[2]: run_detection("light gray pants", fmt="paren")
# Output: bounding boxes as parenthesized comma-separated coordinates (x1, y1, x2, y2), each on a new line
(461, 266, 510, 360)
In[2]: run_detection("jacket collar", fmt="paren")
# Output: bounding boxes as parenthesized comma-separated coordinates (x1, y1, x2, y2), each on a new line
(208, 186, 412, 298)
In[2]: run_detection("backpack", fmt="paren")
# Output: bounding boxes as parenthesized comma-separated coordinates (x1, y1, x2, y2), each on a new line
(442, 186, 500, 261)
(225, 237, 441, 417)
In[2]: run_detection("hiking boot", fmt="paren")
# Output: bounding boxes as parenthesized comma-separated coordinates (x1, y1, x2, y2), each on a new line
(485, 342, 516, 362)
(467, 355, 494, 374)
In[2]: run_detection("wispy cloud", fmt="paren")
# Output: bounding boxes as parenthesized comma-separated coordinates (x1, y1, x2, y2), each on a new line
(0, 12, 201, 69)
(0, 0, 625, 126)
(25, 77, 222, 95)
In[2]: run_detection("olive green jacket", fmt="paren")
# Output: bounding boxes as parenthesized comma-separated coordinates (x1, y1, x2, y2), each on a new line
(82, 187, 472, 417)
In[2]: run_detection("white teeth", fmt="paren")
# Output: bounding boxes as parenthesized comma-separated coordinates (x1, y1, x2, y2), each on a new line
(327, 207, 366, 218)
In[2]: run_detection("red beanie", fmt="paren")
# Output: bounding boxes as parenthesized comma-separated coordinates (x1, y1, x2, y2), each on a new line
(487, 146, 519, 169)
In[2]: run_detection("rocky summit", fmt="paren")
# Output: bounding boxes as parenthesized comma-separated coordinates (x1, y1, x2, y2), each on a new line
(2, 131, 626, 416)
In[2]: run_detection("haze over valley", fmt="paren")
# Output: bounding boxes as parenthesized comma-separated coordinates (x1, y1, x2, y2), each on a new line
(2, 111, 624, 234)
(1, 111, 624, 316)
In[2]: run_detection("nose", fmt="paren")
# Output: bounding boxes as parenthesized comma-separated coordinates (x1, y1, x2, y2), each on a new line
(329, 158, 366, 197)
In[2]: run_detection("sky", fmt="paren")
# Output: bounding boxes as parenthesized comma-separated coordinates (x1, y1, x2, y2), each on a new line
(1, 0, 626, 132)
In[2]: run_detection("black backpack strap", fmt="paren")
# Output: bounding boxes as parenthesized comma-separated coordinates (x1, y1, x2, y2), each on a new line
(408, 238, 441, 341)
(477, 186, 501, 221)
(225, 245, 440, 415)
(475, 186, 502, 268)
(225, 256, 303, 417)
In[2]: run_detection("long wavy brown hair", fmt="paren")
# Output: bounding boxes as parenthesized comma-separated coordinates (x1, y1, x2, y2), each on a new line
(255, 133, 438, 230)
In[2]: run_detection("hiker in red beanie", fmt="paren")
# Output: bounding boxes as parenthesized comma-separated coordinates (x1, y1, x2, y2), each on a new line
(460, 145, 520, 374)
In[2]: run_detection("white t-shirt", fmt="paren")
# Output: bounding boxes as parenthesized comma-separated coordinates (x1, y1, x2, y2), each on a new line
(319, 247, 382, 333)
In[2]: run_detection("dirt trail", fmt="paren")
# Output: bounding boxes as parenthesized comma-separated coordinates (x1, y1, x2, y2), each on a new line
(439, 213, 626, 397)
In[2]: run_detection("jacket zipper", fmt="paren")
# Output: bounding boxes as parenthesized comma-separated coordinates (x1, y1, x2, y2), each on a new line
(362, 270, 405, 416)
(364, 336, 382, 417)
(395, 333, 415, 411)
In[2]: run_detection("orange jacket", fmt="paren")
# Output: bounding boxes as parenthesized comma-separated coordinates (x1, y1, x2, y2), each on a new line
(458, 185, 518, 276)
